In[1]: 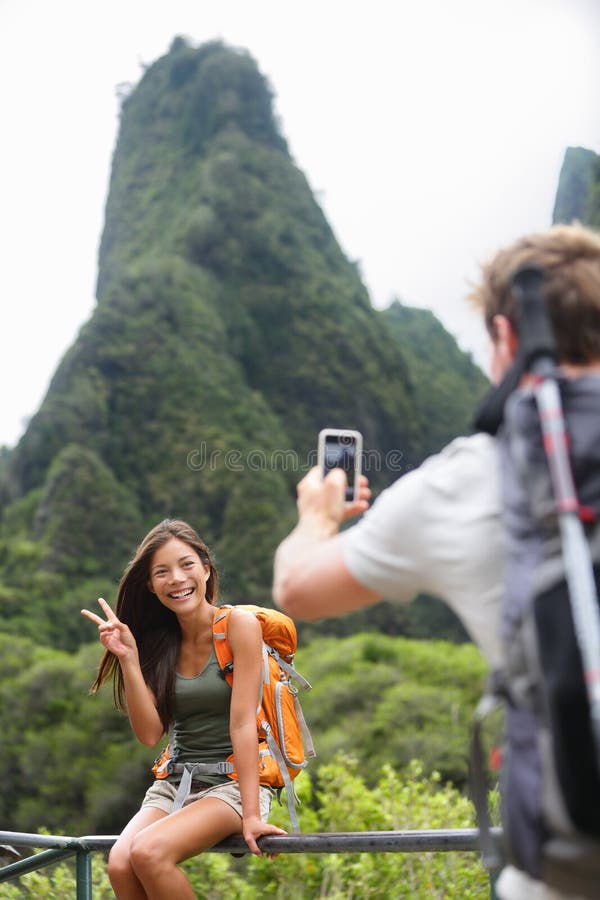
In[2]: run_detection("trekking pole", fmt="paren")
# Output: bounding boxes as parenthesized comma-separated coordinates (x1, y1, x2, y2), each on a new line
(512, 266, 600, 759)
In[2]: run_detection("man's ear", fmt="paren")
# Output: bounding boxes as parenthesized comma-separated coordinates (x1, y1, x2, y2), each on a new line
(493, 314, 519, 361)
(489, 314, 519, 385)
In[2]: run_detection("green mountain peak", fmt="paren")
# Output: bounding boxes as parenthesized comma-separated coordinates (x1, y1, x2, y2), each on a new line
(0, 40, 484, 649)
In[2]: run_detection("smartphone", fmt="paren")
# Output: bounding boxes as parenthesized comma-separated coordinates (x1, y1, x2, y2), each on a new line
(317, 429, 363, 502)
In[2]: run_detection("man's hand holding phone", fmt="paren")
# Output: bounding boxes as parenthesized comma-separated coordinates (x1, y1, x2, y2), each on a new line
(273, 430, 371, 617)
(297, 465, 370, 529)
(296, 429, 370, 528)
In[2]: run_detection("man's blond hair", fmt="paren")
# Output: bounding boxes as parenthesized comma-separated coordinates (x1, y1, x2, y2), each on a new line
(470, 223, 600, 363)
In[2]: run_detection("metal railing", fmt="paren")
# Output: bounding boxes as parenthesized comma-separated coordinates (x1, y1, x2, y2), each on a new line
(0, 828, 502, 898)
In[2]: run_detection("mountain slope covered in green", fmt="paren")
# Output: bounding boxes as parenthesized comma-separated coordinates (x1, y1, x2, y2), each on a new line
(553, 145, 600, 228)
(0, 38, 484, 649)
(382, 301, 487, 456)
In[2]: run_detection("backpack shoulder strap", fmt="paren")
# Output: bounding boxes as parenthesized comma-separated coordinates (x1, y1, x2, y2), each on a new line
(212, 604, 270, 691)
(212, 604, 235, 687)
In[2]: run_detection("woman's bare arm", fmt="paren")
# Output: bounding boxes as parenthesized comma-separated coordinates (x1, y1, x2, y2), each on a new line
(81, 598, 164, 745)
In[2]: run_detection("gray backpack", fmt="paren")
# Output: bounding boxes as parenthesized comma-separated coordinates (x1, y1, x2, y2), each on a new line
(471, 267, 600, 899)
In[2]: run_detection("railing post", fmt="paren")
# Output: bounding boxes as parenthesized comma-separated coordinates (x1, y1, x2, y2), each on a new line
(76, 848, 93, 900)
(489, 868, 501, 899)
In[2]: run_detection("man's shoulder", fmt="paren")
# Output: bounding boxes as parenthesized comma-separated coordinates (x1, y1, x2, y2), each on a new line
(433, 432, 498, 464)
(411, 432, 499, 486)
(372, 432, 499, 515)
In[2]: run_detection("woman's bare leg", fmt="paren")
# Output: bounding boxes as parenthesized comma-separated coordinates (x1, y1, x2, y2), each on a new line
(108, 807, 167, 900)
(128, 797, 243, 900)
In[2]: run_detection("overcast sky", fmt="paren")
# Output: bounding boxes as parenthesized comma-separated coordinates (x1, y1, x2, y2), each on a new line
(1, 0, 599, 448)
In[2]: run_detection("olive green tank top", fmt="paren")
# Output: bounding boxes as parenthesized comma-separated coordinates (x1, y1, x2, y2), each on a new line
(168, 646, 232, 786)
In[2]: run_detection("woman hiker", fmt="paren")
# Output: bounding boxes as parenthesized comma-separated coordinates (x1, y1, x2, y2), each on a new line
(82, 518, 285, 900)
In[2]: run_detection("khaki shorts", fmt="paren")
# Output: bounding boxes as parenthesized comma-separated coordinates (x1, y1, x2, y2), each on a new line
(141, 779, 273, 821)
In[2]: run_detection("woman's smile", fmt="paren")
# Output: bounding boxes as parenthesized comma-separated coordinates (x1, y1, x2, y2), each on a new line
(168, 587, 194, 600)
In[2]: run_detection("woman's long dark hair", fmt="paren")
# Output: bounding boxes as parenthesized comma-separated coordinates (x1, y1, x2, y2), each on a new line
(90, 519, 219, 732)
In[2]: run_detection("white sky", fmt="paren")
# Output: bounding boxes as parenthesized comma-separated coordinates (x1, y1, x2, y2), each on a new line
(1, 0, 599, 448)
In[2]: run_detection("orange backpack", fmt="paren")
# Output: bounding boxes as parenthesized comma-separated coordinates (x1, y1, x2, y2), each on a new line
(152, 604, 315, 831)
(213, 604, 315, 831)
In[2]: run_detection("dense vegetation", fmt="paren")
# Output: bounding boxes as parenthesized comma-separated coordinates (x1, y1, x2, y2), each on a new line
(0, 631, 487, 836)
(0, 631, 495, 898)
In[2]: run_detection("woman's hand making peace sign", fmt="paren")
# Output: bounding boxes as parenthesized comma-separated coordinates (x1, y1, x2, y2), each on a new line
(81, 598, 138, 661)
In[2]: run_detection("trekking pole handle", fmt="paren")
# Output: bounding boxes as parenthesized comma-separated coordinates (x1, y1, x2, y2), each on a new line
(512, 265, 576, 507)
(511, 265, 557, 376)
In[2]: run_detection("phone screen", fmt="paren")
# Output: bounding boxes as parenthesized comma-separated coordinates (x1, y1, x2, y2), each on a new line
(322, 432, 360, 501)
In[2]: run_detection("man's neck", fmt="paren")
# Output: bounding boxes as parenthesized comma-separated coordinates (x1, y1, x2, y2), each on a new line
(559, 361, 600, 378)
(520, 361, 600, 386)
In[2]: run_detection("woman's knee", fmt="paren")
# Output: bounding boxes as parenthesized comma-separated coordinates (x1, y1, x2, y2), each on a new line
(129, 831, 170, 878)
(108, 842, 134, 883)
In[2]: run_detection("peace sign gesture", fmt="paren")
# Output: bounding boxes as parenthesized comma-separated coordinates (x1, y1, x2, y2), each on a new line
(81, 598, 138, 661)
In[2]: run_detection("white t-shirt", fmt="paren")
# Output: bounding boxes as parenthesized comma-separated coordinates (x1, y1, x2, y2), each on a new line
(342, 433, 505, 668)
